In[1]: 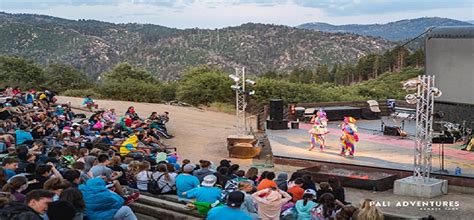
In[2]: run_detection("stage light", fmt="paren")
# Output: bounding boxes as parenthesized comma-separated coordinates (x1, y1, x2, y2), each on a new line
(248, 90, 255, 96)
(405, 94, 418, 104)
(231, 85, 242, 91)
(245, 79, 256, 85)
(432, 87, 442, 98)
(402, 78, 420, 90)
(228, 74, 240, 82)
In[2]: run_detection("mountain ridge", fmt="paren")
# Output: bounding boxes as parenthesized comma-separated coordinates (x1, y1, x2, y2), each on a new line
(297, 17, 472, 41)
(0, 12, 395, 80)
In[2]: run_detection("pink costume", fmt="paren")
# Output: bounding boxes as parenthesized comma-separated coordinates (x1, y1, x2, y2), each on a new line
(340, 117, 359, 157)
(308, 110, 328, 151)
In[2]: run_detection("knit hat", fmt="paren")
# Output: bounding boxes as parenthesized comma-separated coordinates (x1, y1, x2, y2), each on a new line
(304, 189, 316, 196)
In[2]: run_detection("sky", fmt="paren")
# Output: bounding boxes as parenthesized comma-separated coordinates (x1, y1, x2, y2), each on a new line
(0, 0, 473, 29)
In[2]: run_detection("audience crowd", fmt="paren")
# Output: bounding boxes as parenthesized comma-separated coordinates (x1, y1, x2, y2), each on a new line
(0, 87, 384, 220)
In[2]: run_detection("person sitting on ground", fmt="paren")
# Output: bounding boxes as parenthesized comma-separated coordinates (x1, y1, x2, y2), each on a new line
(207, 191, 252, 220)
(316, 182, 333, 201)
(0, 189, 55, 220)
(257, 171, 277, 191)
(335, 205, 357, 220)
(275, 172, 288, 192)
(252, 187, 293, 220)
(136, 161, 151, 192)
(60, 188, 86, 220)
(313, 193, 337, 220)
(302, 175, 316, 191)
(2, 175, 29, 202)
(176, 164, 200, 200)
(223, 170, 251, 197)
(152, 163, 177, 194)
(183, 174, 222, 203)
(193, 160, 214, 182)
(63, 169, 81, 188)
(46, 200, 76, 220)
(245, 167, 259, 184)
(2, 157, 19, 179)
(328, 176, 346, 205)
(79, 178, 137, 220)
(82, 95, 98, 111)
(90, 154, 124, 196)
(354, 198, 384, 220)
(15, 124, 34, 146)
(25, 164, 61, 194)
(43, 177, 70, 201)
(237, 181, 258, 219)
(288, 178, 305, 203)
(295, 189, 318, 220)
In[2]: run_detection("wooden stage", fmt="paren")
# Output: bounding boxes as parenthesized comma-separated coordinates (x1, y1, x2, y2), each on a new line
(267, 119, 474, 180)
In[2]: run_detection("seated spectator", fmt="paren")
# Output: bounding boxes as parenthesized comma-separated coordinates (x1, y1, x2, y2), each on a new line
(109, 156, 128, 186)
(215, 167, 231, 188)
(63, 169, 81, 188)
(193, 160, 213, 182)
(316, 182, 333, 201)
(136, 161, 151, 192)
(313, 193, 337, 219)
(257, 172, 277, 191)
(60, 188, 86, 220)
(176, 164, 199, 199)
(288, 178, 305, 203)
(223, 170, 251, 198)
(2, 175, 28, 202)
(71, 162, 91, 184)
(15, 124, 33, 146)
(302, 175, 316, 191)
(43, 177, 70, 201)
(252, 187, 292, 220)
(237, 181, 258, 218)
(216, 159, 231, 172)
(245, 167, 259, 184)
(2, 157, 19, 179)
(0, 190, 54, 219)
(335, 205, 357, 220)
(275, 172, 288, 192)
(355, 199, 384, 220)
(207, 191, 252, 220)
(183, 175, 221, 203)
(152, 164, 177, 194)
(328, 176, 345, 205)
(79, 178, 137, 220)
(295, 189, 318, 220)
(25, 164, 59, 193)
(90, 154, 124, 195)
(47, 201, 76, 220)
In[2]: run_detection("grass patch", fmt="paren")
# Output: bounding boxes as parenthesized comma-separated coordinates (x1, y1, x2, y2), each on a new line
(208, 102, 235, 114)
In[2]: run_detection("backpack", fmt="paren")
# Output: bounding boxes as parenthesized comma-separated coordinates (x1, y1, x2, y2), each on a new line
(147, 173, 174, 195)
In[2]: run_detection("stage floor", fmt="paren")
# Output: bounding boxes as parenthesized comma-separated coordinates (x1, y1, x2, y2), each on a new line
(267, 118, 474, 177)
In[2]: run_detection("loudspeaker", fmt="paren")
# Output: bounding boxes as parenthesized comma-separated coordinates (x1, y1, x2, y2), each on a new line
(269, 99, 284, 120)
(267, 120, 288, 130)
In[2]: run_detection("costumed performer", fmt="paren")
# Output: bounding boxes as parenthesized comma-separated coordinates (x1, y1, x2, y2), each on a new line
(340, 117, 359, 157)
(308, 109, 329, 151)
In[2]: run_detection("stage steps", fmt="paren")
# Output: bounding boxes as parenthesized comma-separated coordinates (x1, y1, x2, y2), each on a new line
(129, 192, 204, 220)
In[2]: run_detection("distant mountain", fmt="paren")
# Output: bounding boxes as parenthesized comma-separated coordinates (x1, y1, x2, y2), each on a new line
(467, 20, 474, 24)
(297, 17, 472, 41)
(0, 12, 394, 81)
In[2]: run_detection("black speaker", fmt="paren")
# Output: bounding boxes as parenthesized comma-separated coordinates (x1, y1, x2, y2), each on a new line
(269, 99, 284, 120)
(266, 120, 289, 130)
(383, 126, 400, 136)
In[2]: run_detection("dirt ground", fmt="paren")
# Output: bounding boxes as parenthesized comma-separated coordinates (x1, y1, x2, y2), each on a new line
(58, 96, 474, 220)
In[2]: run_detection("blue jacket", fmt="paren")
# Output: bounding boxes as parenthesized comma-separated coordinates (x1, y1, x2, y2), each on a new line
(79, 178, 124, 220)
